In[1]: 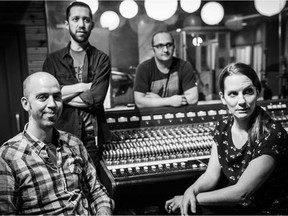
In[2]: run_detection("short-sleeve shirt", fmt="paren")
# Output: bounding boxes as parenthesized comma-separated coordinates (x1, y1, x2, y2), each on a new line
(134, 57, 197, 97)
(213, 107, 288, 210)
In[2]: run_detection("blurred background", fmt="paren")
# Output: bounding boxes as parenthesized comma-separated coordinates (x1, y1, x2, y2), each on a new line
(0, 0, 288, 143)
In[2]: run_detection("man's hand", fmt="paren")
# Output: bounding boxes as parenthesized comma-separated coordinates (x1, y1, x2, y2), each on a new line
(96, 206, 113, 216)
(169, 95, 187, 107)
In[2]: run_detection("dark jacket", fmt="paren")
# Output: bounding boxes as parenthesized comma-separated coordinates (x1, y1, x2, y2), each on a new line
(42, 42, 111, 144)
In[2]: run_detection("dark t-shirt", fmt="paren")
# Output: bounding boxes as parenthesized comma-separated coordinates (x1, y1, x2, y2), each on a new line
(134, 57, 197, 97)
(213, 107, 288, 210)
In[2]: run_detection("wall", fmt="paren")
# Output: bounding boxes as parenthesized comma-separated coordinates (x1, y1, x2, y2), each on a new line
(0, 1, 48, 74)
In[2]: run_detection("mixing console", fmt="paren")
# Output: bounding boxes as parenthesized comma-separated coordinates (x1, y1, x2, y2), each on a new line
(99, 99, 288, 203)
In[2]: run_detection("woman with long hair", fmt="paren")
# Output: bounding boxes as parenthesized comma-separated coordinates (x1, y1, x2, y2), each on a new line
(165, 63, 288, 215)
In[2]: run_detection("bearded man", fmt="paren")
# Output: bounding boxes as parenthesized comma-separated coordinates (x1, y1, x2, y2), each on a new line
(43, 1, 111, 168)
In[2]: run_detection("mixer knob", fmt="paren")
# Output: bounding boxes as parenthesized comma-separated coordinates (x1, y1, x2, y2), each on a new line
(156, 155, 163, 161)
(122, 148, 128, 158)
(173, 162, 178, 168)
(143, 166, 149, 172)
(131, 148, 137, 157)
(139, 147, 144, 156)
(177, 153, 183, 158)
(158, 164, 163, 170)
(180, 162, 186, 168)
(128, 159, 134, 164)
(120, 168, 125, 174)
(165, 163, 171, 169)
(120, 159, 127, 164)
(183, 153, 190, 158)
(151, 165, 156, 172)
(199, 163, 206, 168)
(170, 154, 176, 159)
(128, 167, 133, 174)
(113, 160, 120, 165)
(111, 150, 116, 158)
(149, 156, 156, 161)
(142, 157, 149, 162)
(163, 155, 169, 160)
(106, 160, 112, 166)
(192, 164, 198, 169)
(135, 167, 140, 173)
(112, 169, 117, 175)
(135, 158, 141, 163)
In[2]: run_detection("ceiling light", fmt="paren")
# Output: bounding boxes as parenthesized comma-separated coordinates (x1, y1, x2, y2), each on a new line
(100, 11, 120, 31)
(144, 0, 178, 21)
(180, 0, 201, 13)
(201, 2, 224, 25)
(254, 0, 286, 17)
(77, 0, 98, 14)
(119, 0, 138, 19)
(192, 36, 203, 46)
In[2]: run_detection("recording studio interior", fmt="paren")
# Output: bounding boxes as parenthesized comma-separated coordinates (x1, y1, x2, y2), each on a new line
(1, 0, 288, 215)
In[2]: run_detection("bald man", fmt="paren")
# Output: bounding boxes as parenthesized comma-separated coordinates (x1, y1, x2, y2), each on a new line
(0, 72, 114, 215)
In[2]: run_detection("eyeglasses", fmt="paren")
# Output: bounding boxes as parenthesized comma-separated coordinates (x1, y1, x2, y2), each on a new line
(153, 43, 174, 50)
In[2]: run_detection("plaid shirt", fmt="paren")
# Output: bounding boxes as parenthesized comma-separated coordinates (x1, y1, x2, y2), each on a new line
(0, 125, 113, 215)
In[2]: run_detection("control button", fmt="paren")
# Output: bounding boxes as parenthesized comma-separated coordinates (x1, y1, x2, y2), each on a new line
(166, 163, 171, 169)
(135, 167, 140, 173)
(113, 160, 120, 165)
(151, 165, 156, 171)
(192, 164, 198, 169)
(199, 163, 206, 168)
(106, 160, 112, 166)
(112, 169, 117, 175)
(170, 154, 176, 159)
(149, 156, 156, 161)
(128, 167, 133, 174)
(120, 168, 125, 174)
(180, 162, 186, 168)
(143, 166, 149, 172)
(128, 159, 134, 164)
(173, 162, 178, 168)
(156, 155, 163, 161)
(120, 159, 127, 164)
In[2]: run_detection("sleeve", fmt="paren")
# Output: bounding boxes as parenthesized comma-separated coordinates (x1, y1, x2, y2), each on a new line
(78, 141, 113, 214)
(181, 61, 197, 92)
(79, 54, 111, 108)
(42, 56, 65, 90)
(0, 156, 18, 214)
(133, 62, 151, 93)
(42, 57, 51, 74)
(252, 122, 288, 160)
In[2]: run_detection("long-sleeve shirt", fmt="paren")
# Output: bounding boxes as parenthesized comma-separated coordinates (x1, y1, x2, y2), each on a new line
(42, 42, 111, 143)
(0, 126, 113, 215)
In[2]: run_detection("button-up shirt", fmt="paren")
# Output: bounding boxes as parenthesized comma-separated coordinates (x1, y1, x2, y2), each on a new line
(42, 42, 111, 143)
(0, 126, 113, 215)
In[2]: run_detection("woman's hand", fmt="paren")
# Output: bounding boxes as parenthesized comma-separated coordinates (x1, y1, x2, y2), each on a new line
(181, 186, 197, 215)
(165, 195, 183, 214)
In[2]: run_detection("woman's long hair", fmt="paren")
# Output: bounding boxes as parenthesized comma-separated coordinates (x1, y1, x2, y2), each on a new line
(219, 63, 270, 144)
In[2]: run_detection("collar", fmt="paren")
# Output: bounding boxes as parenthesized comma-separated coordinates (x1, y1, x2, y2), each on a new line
(62, 42, 92, 59)
(23, 123, 61, 155)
